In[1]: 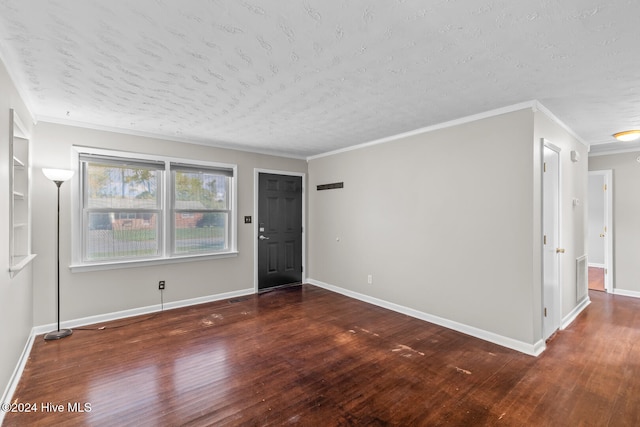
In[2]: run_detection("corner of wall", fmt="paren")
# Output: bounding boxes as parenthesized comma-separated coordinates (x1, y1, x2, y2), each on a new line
(0, 55, 37, 420)
(534, 108, 589, 339)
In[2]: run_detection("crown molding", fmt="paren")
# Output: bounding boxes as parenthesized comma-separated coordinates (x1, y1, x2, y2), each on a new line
(588, 142, 640, 157)
(35, 115, 308, 160)
(307, 100, 589, 161)
(533, 102, 589, 148)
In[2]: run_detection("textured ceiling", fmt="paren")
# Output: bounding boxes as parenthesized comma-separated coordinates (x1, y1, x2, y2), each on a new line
(0, 0, 639, 158)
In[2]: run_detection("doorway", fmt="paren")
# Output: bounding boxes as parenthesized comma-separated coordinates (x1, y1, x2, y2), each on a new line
(255, 171, 304, 291)
(542, 142, 562, 341)
(587, 170, 613, 292)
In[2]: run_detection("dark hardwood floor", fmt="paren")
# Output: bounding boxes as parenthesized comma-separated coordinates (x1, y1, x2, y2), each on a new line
(3, 285, 640, 426)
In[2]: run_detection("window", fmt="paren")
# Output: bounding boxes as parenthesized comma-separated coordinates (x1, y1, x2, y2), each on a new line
(75, 149, 237, 269)
(171, 163, 233, 255)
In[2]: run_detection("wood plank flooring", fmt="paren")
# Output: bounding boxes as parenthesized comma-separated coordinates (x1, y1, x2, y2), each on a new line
(3, 285, 640, 426)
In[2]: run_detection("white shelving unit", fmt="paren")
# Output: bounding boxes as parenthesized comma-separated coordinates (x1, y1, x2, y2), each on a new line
(9, 109, 36, 276)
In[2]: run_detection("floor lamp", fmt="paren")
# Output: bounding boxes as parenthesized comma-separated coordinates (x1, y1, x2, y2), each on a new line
(42, 168, 75, 341)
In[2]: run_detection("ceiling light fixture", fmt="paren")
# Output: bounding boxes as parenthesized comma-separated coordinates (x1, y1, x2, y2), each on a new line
(613, 130, 640, 142)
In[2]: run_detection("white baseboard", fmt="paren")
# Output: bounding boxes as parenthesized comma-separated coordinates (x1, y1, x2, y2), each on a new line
(613, 288, 640, 299)
(561, 296, 591, 330)
(307, 278, 545, 357)
(0, 333, 36, 425)
(33, 288, 254, 335)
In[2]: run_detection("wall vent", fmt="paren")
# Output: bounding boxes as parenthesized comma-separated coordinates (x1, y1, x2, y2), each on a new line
(576, 255, 588, 302)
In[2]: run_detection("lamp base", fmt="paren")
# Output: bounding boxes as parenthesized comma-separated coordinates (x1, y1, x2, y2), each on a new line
(44, 329, 73, 341)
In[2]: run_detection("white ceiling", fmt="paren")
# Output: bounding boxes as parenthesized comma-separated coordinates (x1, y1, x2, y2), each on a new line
(0, 0, 639, 158)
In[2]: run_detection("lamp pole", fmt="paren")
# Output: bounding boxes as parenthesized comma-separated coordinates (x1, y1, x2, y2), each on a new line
(43, 169, 74, 341)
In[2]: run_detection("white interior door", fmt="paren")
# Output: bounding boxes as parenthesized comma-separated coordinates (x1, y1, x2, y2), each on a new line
(587, 174, 606, 267)
(588, 170, 613, 292)
(542, 143, 561, 340)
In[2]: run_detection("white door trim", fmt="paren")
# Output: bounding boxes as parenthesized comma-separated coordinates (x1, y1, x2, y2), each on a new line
(588, 169, 613, 292)
(542, 140, 562, 340)
(253, 169, 306, 293)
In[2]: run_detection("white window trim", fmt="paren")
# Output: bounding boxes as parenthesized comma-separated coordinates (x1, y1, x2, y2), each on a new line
(70, 146, 238, 273)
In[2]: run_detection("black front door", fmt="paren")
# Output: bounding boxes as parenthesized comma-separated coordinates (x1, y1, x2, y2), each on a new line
(257, 173, 303, 290)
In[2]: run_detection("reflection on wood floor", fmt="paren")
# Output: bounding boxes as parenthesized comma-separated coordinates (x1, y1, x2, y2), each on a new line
(4, 285, 640, 426)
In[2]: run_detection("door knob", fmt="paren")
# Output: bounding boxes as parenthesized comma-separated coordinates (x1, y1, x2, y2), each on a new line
(556, 248, 565, 253)
(259, 235, 270, 240)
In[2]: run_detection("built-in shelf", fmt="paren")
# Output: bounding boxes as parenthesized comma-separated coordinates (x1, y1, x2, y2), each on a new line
(9, 109, 35, 277)
(13, 156, 25, 168)
(9, 254, 37, 274)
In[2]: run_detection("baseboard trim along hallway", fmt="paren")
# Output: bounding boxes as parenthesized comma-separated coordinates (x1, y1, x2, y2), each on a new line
(307, 278, 546, 356)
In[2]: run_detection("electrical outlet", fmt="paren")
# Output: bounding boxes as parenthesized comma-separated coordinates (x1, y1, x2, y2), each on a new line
(158, 280, 165, 290)
(367, 275, 373, 285)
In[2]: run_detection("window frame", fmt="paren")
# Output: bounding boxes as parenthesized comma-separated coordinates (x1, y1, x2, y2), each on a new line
(70, 147, 238, 272)
(80, 153, 165, 263)
(170, 162, 234, 256)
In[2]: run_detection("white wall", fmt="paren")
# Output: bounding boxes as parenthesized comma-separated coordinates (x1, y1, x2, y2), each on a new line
(31, 122, 307, 325)
(0, 60, 35, 403)
(589, 152, 640, 294)
(309, 109, 540, 347)
(307, 107, 588, 351)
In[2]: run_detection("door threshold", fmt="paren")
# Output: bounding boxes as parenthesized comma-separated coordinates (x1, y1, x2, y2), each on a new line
(258, 282, 303, 294)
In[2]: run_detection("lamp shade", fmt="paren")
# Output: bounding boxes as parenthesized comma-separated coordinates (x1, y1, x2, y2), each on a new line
(613, 130, 640, 142)
(42, 168, 74, 182)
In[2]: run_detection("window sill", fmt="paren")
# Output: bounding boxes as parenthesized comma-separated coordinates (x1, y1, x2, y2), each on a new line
(70, 251, 239, 273)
